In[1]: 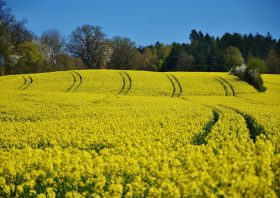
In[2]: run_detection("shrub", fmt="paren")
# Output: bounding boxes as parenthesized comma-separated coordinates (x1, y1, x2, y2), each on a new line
(231, 64, 246, 79)
(230, 65, 266, 92)
(244, 68, 266, 92)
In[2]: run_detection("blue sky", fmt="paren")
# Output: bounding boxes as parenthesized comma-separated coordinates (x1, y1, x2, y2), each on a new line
(7, 0, 280, 46)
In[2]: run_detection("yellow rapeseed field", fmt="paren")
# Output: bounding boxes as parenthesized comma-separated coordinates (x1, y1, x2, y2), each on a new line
(0, 70, 279, 197)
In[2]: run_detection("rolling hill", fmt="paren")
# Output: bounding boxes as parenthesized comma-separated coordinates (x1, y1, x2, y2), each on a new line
(0, 70, 279, 197)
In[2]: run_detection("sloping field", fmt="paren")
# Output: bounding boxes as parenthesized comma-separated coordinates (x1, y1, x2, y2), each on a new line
(0, 70, 258, 96)
(0, 70, 279, 197)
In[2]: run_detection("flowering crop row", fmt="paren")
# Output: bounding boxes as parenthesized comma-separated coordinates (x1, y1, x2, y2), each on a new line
(0, 71, 279, 197)
(0, 70, 258, 96)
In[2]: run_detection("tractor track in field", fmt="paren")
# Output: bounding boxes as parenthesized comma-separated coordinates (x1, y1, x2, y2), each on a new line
(118, 72, 126, 95)
(192, 107, 219, 145)
(183, 96, 264, 144)
(123, 72, 132, 95)
(215, 77, 228, 96)
(16, 76, 27, 90)
(172, 74, 182, 96)
(166, 74, 182, 97)
(72, 71, 83, 91)
(219, 105, 264, 143)
(17, 75, 33, 90)
(216, 76, 235, 96)
(181, 97, 220, 145)
(166, 74, 175, 96)
(66, 71, 83, 92)
(118, 71, 132, 95)
(215, 76, 267, 105)
(66, 72, 76, 92)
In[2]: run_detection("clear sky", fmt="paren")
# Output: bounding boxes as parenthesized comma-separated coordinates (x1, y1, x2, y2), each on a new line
(6, 0, 280, 46)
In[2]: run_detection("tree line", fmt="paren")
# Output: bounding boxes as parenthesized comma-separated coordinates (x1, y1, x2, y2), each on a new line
(1, 0, 280, 75)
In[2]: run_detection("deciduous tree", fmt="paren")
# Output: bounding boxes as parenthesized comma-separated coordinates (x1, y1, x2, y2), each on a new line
(109, 36, 137, 70)
(223, 46, 244, 69)
(67, 24, 112, 68)
(266, 49, 280, 73)
(175, 52, 195, 71)
(247, 56, 267, 73)
(39, 29, 65, 65)
(17, 41, 44, 66)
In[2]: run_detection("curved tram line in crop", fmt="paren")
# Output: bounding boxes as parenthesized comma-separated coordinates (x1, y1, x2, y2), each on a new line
(215, 76, 266, 105)
(172, 74, 183, 96)
(165, 74, 182, 97)
(66, 71, 83, 92)
(192, 107, 219, 145)
(183, 97, 263, 145)
(215, 76, 268, 106)
(180, 98, 220, 146)
(17, 75, 33, 90)
(118, 71, 132, 95)
(166, 74, 175, 96)
(16, 76, 27, 90)
(215, 77, 228, 96)
(192, 105, 263, 146)
(216, 76, 235, 96)
(219, 105, 264, 143)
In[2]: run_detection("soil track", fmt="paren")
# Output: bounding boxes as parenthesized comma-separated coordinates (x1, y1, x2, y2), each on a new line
(18, 75, 33, 90)
(166, 74, 182, 97)
(216, 76, 235, 96)
(66, 71, 83, 92)
(219, 105, 264, 142)
(118, 71, 132, 95)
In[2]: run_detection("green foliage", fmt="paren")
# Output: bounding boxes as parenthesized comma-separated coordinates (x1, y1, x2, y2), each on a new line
(140, 42, 171, 71)
(0, 0, 33, 74)
(55, 54, 85, 71)
(0, 23, 12, 65)
(266, 49, 280, 74)
(244, 68, 266, 92)
(39, 29, 65, 65)
(247, 56, 267, 73)
(109, 36, 138, 70)
(223, 46, 244, 69)
(142, 47, 157, 71)
(17, 42, 44, 65)
(231, 64, 266, 92)
(67, 24, 112, 69)
(154, 42, 172, 71)
(175, 52, 195, 71)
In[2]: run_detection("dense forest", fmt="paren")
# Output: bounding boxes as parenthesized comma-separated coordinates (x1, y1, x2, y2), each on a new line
(1, 0, 280, 75)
